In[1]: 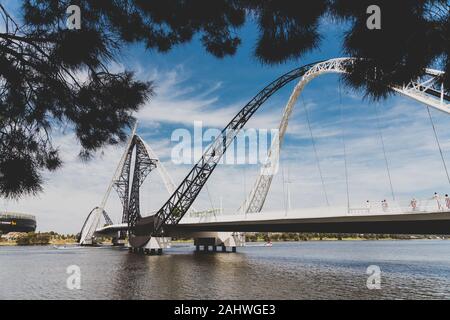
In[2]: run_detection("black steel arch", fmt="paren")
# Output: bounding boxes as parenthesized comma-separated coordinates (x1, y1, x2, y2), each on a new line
(130, 61, 324, 247)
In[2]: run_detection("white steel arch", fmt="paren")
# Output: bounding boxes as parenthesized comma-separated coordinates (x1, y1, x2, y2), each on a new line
(241, 57, 449, 214)
(141, 140, 176, 195)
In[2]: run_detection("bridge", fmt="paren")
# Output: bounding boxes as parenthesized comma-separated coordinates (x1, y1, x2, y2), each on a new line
(95, 207, 450, 242)
(79, 57, 450, 253)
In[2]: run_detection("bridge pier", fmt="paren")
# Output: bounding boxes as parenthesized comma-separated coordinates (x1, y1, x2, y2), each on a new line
(193, 232, 245, 253)
(112, 237, 126, 246)
(128, 236, 171, 255)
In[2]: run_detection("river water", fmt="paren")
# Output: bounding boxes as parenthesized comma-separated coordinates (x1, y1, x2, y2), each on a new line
(1, 240, 450, 300)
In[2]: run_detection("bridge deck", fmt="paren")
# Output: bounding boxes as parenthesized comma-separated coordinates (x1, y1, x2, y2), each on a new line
(96, 207, 450, 236)
(172, 210, 450, 235)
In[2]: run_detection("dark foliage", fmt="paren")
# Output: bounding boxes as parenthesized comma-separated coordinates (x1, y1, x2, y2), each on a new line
(0, 1, 153, 198)
(0, 1, 448, 198)
(332, 0, 449, 99)
(245, 0, 328, 64)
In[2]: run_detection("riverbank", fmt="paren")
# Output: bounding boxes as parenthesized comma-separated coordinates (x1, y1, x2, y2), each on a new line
(0, 232, 78, 246)
(0, 239, 78, 246)
(0, 241, 16, 246)
(246, 232, 449, 242)
(1, 232, 448, 247)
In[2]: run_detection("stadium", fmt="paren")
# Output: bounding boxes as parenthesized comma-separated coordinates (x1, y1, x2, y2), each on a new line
(0, 212, 37, 234)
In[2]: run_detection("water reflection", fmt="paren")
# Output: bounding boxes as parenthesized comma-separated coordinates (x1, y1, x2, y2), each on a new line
(1, 241, 450, 299)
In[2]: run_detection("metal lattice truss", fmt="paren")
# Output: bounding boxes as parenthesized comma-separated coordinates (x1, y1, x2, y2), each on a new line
(242, 58, 449, 214)
(392, 68, 449, 114)
(113, 146, 133, 224)
(126, 136, 158, 233)
(79, 124, 160, 245)
(102, 210, 114, 226)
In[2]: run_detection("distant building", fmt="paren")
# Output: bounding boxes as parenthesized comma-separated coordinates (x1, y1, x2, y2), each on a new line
(0, 212, 36, 234)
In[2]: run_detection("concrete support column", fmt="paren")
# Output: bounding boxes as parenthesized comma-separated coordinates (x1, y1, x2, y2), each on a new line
(222, 245, 226, 252)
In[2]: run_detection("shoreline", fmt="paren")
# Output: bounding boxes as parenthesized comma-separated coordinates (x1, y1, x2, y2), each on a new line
(1, 237, 448, 247)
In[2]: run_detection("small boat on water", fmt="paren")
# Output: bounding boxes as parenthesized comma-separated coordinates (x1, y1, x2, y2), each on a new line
(264, 241, 273, 247)
(52, 245, 84, 250)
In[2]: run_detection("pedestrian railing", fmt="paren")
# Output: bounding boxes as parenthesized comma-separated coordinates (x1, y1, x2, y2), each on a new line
(184, 197, 450, 219)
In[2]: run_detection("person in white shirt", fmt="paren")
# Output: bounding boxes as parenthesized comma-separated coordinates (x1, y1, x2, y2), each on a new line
(445, 194, 450, 210)
(365, 200, 371, 212)
(433, 192, 443, 211)
(410, 198, 417, 211)
(381, 199, 388, 212)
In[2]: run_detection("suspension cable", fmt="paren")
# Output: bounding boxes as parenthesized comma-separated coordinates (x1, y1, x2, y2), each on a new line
(205, 184, 215, 210)
(426, 106, 450, 185)
(301, 96, 330, 206)
(339, 79, 350, 210)
(281, 166, 288, 213)
(374, 103, 396, 201)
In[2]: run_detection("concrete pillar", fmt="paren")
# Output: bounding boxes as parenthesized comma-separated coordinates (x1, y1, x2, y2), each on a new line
(213, 245, 217, 252)
(222, 245, 226, 252)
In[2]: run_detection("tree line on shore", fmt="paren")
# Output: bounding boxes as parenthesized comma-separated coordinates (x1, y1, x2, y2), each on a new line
(0, 232, 78, 245)
(1, 231, 448, 246)
(245, 232, 449, 242)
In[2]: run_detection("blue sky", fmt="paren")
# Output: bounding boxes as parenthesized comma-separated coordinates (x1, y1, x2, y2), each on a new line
(2, 4, 450, 233)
